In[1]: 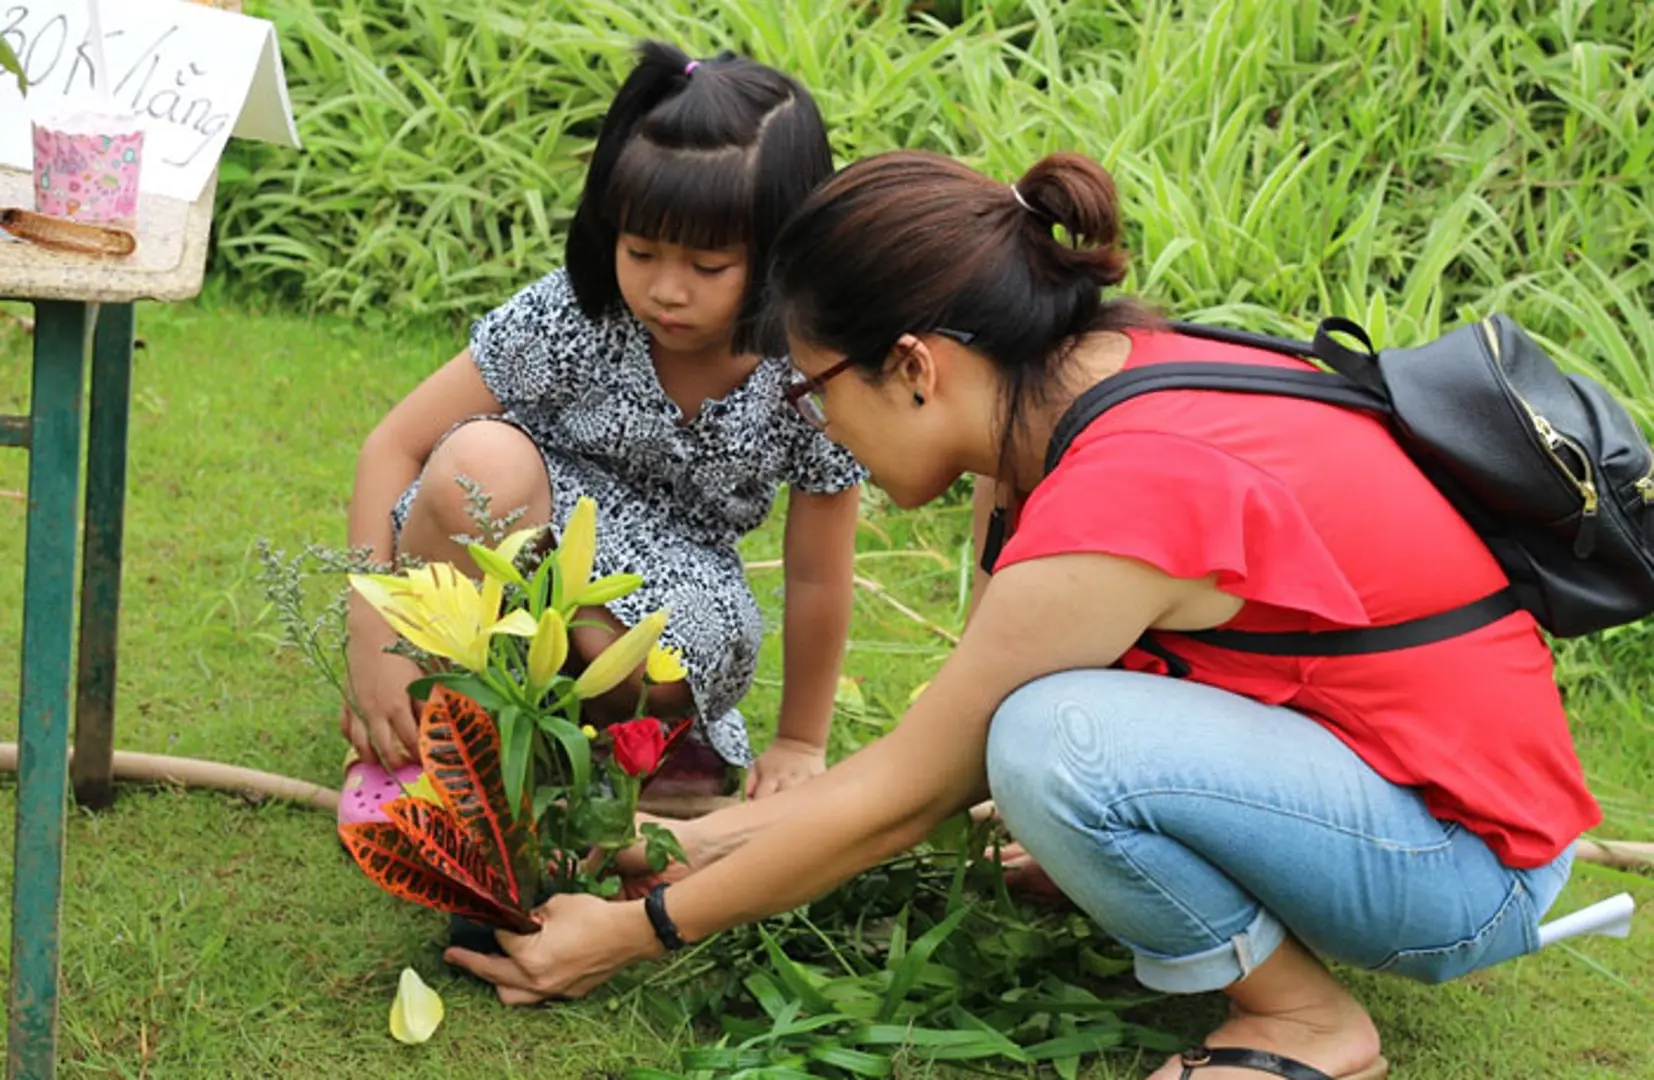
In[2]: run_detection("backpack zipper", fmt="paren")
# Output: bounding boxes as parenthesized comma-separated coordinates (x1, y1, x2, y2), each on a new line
(1483, 319, 1603, 553)
(1638, 464, 1654, 504)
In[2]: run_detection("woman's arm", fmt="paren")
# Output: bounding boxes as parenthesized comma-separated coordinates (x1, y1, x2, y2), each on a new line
(747, 485, 861, 797)
(448, 552, 1235, 1000)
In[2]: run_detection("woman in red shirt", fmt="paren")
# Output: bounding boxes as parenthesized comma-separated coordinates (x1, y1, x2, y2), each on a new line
(447, 150, 1598, 1080)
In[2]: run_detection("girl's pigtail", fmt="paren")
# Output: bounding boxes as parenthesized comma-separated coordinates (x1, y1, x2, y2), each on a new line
(566, 41, 696, 315)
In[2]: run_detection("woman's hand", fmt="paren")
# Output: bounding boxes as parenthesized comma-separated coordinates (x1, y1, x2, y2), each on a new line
(444, 894, 663, 1005)
(611, 813, 701, 899)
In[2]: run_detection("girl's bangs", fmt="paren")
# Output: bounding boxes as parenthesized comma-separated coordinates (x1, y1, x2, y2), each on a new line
(605, 141, 753, 252)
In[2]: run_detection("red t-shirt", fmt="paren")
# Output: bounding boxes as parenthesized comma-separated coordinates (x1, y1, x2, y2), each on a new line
(995, 329, 1599, 868)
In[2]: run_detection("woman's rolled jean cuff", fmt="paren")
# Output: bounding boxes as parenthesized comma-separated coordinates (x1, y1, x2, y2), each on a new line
(1129, 906, 1288, 993)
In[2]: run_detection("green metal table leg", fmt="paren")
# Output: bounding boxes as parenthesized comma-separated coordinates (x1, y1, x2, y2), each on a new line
(8, 300, 93, 1080)
(70, 303, 135, 812)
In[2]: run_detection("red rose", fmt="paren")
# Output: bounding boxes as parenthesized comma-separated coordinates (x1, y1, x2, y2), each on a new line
(609, 718, 667, 777)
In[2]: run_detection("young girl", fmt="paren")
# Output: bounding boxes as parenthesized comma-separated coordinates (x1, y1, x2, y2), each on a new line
(336, 41, 863, 825)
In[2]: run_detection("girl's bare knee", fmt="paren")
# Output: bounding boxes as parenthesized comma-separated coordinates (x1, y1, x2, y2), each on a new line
(418, 420, 550, 529)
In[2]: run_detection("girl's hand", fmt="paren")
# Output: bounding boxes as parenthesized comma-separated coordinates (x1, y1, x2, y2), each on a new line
(746, 736, 826, 799)
(342, 624, 425, 769)
(444, 894, 663, 1005)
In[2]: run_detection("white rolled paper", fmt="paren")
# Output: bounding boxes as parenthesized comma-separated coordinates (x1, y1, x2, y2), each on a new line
(1538, 892, 1635, 948)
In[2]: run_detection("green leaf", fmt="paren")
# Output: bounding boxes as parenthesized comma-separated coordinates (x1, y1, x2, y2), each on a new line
(679, 1048, 772, 1071)
(0, 36, 26, 95)
(406, 671, 497, 709)
(641, 821, 687, 873)
(805, 1044, 892, 1077)
(534, 712, 591, 803)
(571, 795, 633, 849)
(1021, 1024, 1125, 1061)
(885, 906, 909, 966)
(531, 784, 565, 823)
(879, 904, 971, 1020)
(742, 971, 789, 1021)
(499, 706, 530, 812)
(941, 1006, 1030, 1062)
(527, 551, 555, 619)
(757, 927, 836, 1016)
(848, 1025, 1011, 1051)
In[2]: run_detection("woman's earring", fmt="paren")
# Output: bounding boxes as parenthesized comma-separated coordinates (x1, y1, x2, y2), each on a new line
(913, 392, 925, 406)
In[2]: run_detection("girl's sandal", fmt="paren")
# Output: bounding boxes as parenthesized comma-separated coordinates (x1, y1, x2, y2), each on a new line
(1176, 1046, 1390, 1080)
(337, 757, 424, 827)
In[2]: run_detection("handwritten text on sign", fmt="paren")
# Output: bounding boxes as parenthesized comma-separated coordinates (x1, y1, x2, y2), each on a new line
(0, 0, 300, 202)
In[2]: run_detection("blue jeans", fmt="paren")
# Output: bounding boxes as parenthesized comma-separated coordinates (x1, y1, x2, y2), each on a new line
(985, 670, 1575, 994)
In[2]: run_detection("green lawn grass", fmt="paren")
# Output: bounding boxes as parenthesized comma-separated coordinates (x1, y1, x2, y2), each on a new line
(0, 292, 1651, 1078)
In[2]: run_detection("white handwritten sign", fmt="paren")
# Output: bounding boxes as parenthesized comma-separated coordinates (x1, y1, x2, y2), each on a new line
(0, 0, 300, 201)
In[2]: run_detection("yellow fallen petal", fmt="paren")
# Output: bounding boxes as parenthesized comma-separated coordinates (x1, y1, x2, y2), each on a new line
(389, 967, 444, 1045)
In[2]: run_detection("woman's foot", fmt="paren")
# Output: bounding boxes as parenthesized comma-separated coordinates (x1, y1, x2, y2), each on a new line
(1145, 938, 1382, 1080)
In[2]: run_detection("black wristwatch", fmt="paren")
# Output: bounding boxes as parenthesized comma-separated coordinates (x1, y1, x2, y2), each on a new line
(644, 883, 687, 951)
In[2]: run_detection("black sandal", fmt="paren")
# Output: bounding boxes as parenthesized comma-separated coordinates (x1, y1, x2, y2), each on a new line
(1177, 1046, 1389, 1080)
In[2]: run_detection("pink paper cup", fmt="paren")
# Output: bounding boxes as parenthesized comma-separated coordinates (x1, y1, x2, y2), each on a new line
(31, 117, 145, 233)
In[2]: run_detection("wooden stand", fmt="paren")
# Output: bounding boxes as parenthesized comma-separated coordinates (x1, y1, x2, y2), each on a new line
(2, 165, 220, 1080)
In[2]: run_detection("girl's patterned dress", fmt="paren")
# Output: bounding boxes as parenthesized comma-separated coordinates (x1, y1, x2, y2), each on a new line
(393, 269, 865, 765)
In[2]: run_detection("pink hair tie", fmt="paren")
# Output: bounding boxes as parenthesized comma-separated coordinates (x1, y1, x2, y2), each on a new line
(684, 60, 700, 76)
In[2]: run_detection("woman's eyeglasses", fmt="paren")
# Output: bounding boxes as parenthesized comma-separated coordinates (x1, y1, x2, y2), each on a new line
(784, 328, 976, 429)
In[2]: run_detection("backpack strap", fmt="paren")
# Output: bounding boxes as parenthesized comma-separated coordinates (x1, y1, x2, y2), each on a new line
(1039, 359, 1520, 657)
(1166, 320, 1320, 359)
(1044, 362, 1392, 473)
(1172, 588, 1521, 656)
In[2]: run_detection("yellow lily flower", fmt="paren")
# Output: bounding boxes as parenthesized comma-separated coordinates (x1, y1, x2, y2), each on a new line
(350, 562, 537, 672)
(389, 967, 444, 1045)
(526, 607, 569, 699)
(645, 643, 688, 684)
(572, 609, 669, 700)
(557, 497, 598, 605)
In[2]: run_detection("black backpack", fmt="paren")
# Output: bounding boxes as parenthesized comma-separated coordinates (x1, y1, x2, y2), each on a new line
(1001, 314, 1654, 658)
